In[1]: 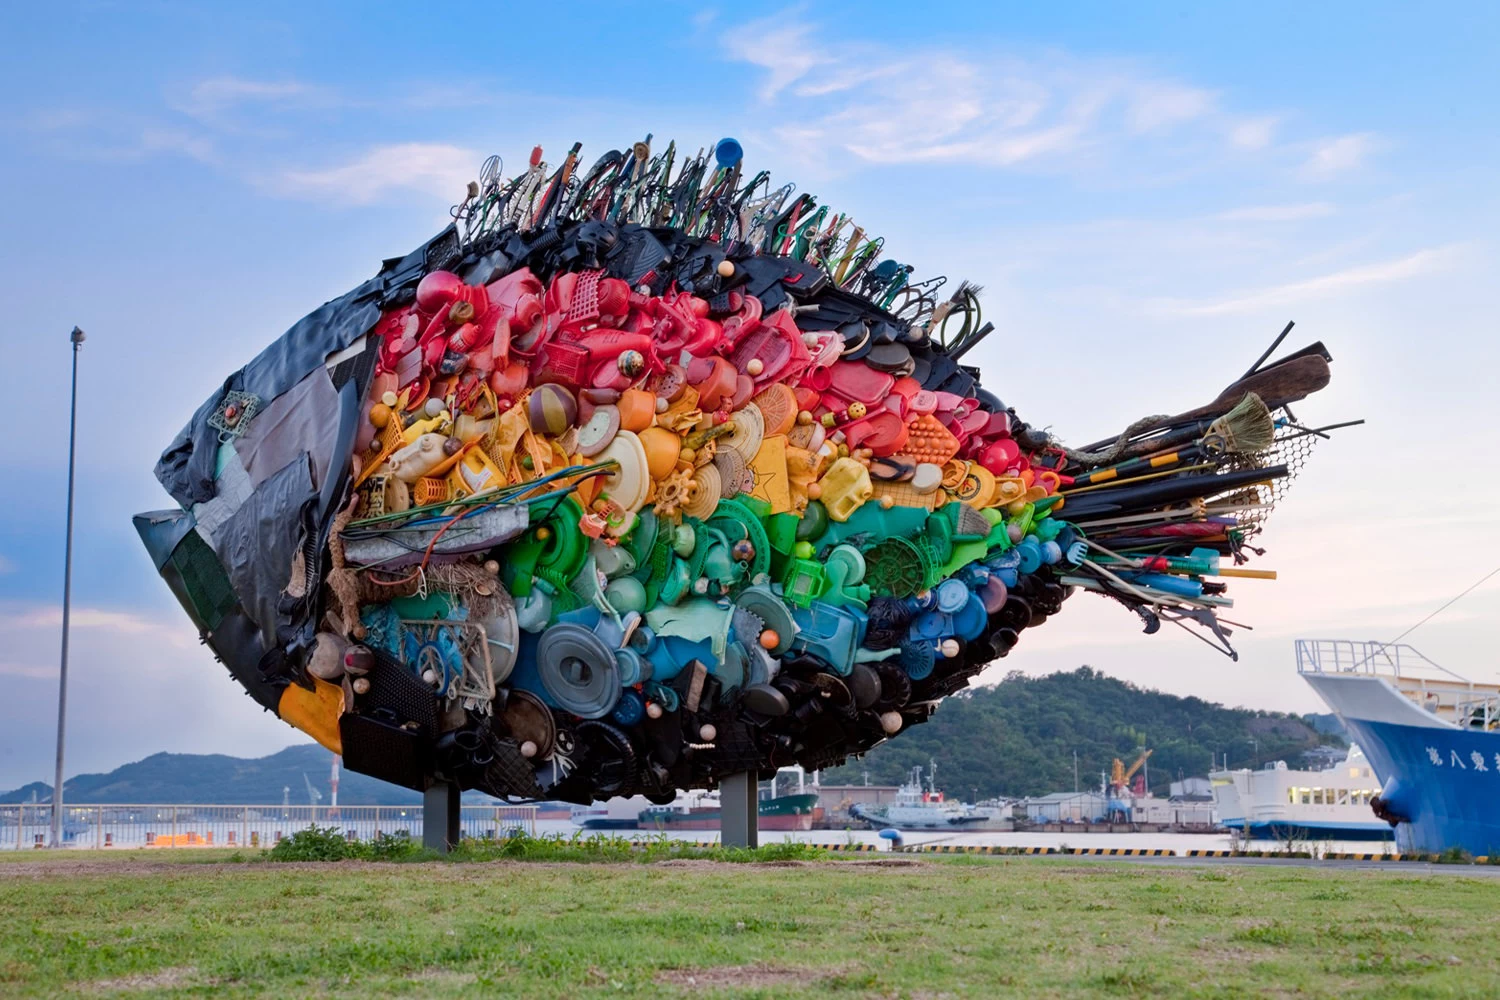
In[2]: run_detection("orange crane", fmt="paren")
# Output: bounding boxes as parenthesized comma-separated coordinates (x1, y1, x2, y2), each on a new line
(1106, 749, 1154, 823)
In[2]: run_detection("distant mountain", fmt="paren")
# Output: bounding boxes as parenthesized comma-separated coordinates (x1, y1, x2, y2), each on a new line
(822, 667, 1344, 799)
(1, 745, 422, 805)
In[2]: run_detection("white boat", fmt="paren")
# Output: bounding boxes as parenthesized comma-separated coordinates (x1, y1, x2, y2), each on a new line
(570, 795, 652, 830)
(1210, 745, 1389, 841)
(852, 763, 986, 830)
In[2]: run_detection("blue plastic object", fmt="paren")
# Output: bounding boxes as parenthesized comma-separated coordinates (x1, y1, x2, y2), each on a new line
(789, 601, 866, 676)
(715, 137, 743, 168)
(611, 689, 646, 726)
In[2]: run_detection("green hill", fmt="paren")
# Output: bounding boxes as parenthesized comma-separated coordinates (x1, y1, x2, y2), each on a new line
(1, 745, 422, 806)
(824, 667, 1341, 798)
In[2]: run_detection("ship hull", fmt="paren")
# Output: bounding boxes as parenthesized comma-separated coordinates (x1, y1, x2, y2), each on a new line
(639, 794, 820, 832)
(1304, 671, 1500, 855)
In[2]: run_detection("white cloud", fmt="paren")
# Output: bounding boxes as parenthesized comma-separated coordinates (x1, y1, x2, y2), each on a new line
(175, 76, 317, 120)
(1228, 115, 1278, 150)
(721, 17, 1251, 172)
(269, 142, 480, 205)
(1125, 81, 1216, 133)
(1152, 244, 1461, 317)
(1216, 202, 1335, 223)
(0, 661, 53, 680)
(721, 18, 828, 101)
(1301, 132, 1378, 179)
(137, 127, 217, 164)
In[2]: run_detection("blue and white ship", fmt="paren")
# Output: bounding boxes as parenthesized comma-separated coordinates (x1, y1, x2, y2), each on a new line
(1300, 639, 1500, 856)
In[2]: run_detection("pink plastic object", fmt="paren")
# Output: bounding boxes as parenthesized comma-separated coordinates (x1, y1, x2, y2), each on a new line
(486, 269, 546, 355)
(826, 361, 894, 405)
(909, 390, 938, 415)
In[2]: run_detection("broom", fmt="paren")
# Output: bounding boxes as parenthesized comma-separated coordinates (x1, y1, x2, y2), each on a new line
(1066, 394, 1275, 487)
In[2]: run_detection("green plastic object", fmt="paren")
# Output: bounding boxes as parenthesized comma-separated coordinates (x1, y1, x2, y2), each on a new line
(388, 592, 453, 620)
(795, 500, 830, 541)
(862, 536, 926, 597)
(821, 545, 870, 609)
(782, 558, 826, 607)
(706, 499, 771, 583)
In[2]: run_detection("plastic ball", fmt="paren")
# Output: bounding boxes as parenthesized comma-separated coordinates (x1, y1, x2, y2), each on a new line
(759, 629, 780, 650)
(746, 358, 764, 376)
(939, 639, 961, 658)
(646, 701, 664, 720)
(351, 677, 370, 695)
(483, 559, 500, 575)
(880, 712, 903, 734)
(528, 382, 578, 434)
(732, 539, 756, 562)
(656, 397, 669, 413)
(618, 349, 646, 379)
(424, 397, 446, 418)
(806, 483, 822, 499)
(679, 447, 696, 464)
(717, 260, 735, 278)
(848, 401, 867, 419)
(535, 526, 552, 542)
(520, 740, 538, 759)
(699, 723, 718, 741)
(879, 496, 895, 510)
(369, 403, 392, 428)
(794, 541, 815, 559)
(421, 668, 440, 687)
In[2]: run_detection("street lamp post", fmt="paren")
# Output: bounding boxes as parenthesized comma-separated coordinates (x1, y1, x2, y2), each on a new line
(50, 326, 84, 849)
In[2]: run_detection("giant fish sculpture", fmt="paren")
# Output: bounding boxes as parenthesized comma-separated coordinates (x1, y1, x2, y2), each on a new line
(136, 137, 1339, 804)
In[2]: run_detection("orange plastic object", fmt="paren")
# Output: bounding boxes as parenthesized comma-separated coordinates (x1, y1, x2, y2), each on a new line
(617, 389, 656, 432)
(902, 414, 961, 465)
(752, 384, 799, 436)
(413, 476, 453, 506)
(639, 426, 683, 480)
(871, 479, 939, 511)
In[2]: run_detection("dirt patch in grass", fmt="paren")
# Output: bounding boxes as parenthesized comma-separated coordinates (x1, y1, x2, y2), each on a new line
(77, 966, 206, 992)
(655, 964, 817, 989)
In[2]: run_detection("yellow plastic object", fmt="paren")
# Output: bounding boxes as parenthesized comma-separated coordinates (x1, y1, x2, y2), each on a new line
(749, 434, 792, 514)
(399, 412, 449, 446)
(452, 446, 506, 496)
(278, 676, 345, 753)
(818, 457, 874, 522)
(784, 444, 820, 511)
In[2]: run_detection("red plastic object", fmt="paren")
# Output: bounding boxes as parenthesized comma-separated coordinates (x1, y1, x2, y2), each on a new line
(909, 390, 938, 415)
(842, 411, 909, 457)
(979, 439, 1022, 476)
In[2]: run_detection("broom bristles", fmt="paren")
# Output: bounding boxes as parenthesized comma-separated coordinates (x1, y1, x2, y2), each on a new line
(1210, 393, 1275, 453)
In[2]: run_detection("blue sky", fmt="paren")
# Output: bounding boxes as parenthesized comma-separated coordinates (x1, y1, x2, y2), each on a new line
(1, 1, 1497, 789)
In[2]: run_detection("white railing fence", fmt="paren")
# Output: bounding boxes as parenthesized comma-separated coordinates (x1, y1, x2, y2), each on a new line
(0, 804, 537, 851)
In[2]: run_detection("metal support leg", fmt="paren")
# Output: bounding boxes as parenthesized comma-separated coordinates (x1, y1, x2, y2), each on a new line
(423, 781, 460, 853)
(721, 771, 759, 849)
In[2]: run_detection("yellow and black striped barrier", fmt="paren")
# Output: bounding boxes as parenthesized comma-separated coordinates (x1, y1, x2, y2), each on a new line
(1064, 847, 1176, 856)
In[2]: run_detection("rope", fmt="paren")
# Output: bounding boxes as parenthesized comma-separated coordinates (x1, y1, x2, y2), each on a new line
(1051, 414, 1171, 465)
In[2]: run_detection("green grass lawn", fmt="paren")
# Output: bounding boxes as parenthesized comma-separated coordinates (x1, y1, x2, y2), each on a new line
(3, 852, 1499, 998)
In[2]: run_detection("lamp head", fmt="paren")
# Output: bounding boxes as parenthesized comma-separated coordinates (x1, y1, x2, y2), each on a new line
(70, 326, 86, 345)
